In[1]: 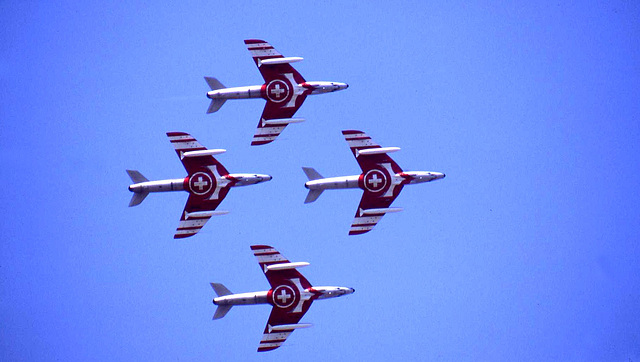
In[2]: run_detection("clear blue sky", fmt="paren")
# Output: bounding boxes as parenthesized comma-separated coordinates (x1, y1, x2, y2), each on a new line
(2, 2, 639, 361)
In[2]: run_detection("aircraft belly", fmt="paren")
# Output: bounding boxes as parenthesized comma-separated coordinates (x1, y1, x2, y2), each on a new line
(215, 291, 269, 306)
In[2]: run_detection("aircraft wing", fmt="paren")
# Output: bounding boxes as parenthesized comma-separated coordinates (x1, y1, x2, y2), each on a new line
(244, 39, 306, 84)
(167, 132, 229, 175)
(251, 245, 312, 289)
(349, 189, 403, 235)
(173, 188, 231, 239)
(250, 245, 315, 352)
(257, 301, 313, 352)
(244, 39, 309, 146)
(342, 130, 403, 173)
(250, 98, 307, 146)
(167, 132, 233, 238)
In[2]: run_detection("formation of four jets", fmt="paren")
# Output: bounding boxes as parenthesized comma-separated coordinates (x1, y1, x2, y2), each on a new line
(127, 39, 445, 351)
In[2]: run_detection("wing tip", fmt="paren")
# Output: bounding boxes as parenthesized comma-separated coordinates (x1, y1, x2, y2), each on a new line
(251, 140, 274, 146)
(342, 130, 364, 135)
(245, 39, 267, 44)
(174, 233, 194, 239)
(166, 131, 189, 137)
(251, 244, 273, 250)
(349, 230, 370, 236)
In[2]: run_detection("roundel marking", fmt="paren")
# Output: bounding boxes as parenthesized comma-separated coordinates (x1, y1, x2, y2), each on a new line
(363, 169, 388, 193)
(266, 79, 290, 103)
(272, 285, 296, 309)
(189, 172, 214, 195)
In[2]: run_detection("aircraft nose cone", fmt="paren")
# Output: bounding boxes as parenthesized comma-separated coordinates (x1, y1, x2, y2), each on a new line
(350, 288, 355, 293)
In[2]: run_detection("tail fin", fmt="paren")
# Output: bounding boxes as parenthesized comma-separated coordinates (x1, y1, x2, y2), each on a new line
(128, 192, 149, 207)
(302, 168, 324, 203)
(127, 170, 149, 207)
(304, 189, 324, 204)
(211, 283, 233, 320)
(213, 305, 232, 320)
(205, 77, 227, 113)
(211, 283, 232, 297)
(207, 99, 226, 114)
(205, 77, 226, 90)
(127, 170, 148, 184)
(302, 167, 323, 181)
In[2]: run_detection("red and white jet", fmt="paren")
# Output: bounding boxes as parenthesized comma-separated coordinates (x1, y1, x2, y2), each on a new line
(211, 245, 354, 352)
(303, 130, 446, 235)
(127, 132, 272, 239)
(205, 39, 348, 146)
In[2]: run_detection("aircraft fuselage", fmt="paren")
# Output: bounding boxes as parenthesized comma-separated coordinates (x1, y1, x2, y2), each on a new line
(128, 174, 272, 194)
(206, 81, 348, 101)
(304, 171, 445, 191)
(213, 286, 354, 307)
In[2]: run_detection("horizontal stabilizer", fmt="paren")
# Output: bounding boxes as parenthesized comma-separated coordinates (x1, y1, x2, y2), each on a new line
(126, 170, 148, 184)
(207, 99, 226, 114)
(205, 77, 226, 90)
(302, 167, 323, 181)
(304, 189, 324, 204)
(211, 283, 232, 297)
(128, 191, 149, 207)
(213, 305, 232, 320)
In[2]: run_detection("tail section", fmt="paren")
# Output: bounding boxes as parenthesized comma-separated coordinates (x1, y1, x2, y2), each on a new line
(302, 167, 324, 203)
(211, 283, 233, 320)
(205, 77, 226, 91)
(211, 283, 232, 297)
(128, 192, 149, 207)
(127, 170, 148, 183)
(304, 189, 324, 204)
(127, 170, 149, 207)
(302, 167, 323, 181)
(205, 77, 227, 113)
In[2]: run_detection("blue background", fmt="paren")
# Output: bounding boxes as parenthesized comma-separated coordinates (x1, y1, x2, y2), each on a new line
(2, 2, 639, 360)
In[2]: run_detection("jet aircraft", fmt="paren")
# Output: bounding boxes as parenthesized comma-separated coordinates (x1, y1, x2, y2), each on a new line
(127, 132, 272, 238)
(211, 245, 354, 352)
(205, 39, 349, 146)
(303, 130, 446, 235)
